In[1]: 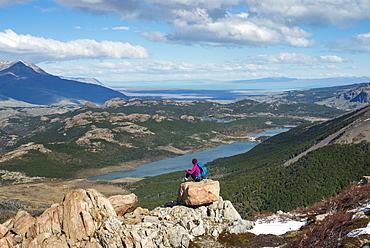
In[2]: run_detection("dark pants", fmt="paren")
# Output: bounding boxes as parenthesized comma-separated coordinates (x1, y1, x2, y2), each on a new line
(186, 172, 202, 182)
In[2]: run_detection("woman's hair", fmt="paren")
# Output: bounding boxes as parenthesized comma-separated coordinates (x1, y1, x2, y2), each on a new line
(192, 158, 198, 164)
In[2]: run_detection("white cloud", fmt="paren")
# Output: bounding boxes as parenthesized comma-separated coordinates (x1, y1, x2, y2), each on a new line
(319, 55, 345, 63)
(34, 5, 61, 12)
(68, 0, 314, 47)
(146, 0, 240, 9)
(249, 53, 348, 65)
(285, 36, 315, 47)
(46, 0, 370, 48)
(0, 29, 149, 63)
(141, 31, 169, 43)
(358, 33, 370, 38)
(42, 59, 276, 83)
(51, 0, 370, 24)
(143, 13, 314, 47)
(92, 60, 275, 74)
(0, 0, 33, 6)
(245, 0, 370, 26)
(313, 64, 342, 70)
(52, 0, 144, 19)
(331, 32, 370, 53)
(112, 26, 130, 30)
(3, 0, 370, 48)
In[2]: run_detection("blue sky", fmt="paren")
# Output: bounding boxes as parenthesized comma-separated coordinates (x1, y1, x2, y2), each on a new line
(0, 0, 370, 91)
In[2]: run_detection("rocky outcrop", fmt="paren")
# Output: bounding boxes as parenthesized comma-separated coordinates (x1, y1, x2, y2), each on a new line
(180, 115, 196, 122)
(0, 142, 51, 163)
(109, 193, 138, 217)
(101, 97, 127, 108)
(84, 101, 98, 108)
(178, 179, 220, 206)
(121, 197, 253, 247)
(0, 188, 253, 248)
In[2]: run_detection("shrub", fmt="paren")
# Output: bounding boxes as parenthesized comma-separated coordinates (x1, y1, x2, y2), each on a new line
(218, 231, 257, 246)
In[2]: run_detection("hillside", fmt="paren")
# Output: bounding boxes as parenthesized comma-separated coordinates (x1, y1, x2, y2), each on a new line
(99, 97, 343, 120)
(1, 97, 334, 180)
(130, 104, 370, 217)
(0, 60, 129, 105)
(0, 99, 369, 247)
(2, 177, 370, 247)
(252, 82, 370, 110)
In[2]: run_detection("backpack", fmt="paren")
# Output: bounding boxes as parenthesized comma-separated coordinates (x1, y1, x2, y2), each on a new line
(196, 162, 208, 179)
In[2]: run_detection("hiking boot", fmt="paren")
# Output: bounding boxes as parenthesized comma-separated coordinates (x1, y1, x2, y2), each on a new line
(181, 177, 188, 182)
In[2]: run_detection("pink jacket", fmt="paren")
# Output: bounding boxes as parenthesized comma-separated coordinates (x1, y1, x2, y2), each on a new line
(186, 164, 201, 176)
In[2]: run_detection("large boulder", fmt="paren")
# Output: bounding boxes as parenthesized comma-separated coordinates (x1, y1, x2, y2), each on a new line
(101, 97, 127, 108)
(178, 179, 220, 206)
(108, 193, 138, 216)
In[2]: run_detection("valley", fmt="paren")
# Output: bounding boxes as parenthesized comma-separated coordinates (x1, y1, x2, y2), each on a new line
(0, 96, 344, 223)
(2, 60, 370, 247)
(0, 97, 337, 180)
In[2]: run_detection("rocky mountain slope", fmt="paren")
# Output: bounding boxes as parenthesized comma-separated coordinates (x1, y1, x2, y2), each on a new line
(285, 177, 370, 248)
(252, 82, 370, 110)
(283, 102, 370, 166)
(2, 177, 370, 247)
(0, 60, 129, 105)
(130, 104, 370, 218)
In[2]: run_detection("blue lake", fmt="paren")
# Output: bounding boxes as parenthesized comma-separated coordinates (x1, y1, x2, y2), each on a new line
(87, 128, 289, 181)
(248, 128, 290, 137)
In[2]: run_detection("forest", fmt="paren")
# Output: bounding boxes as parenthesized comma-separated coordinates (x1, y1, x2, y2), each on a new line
(130, 105, 370, 217)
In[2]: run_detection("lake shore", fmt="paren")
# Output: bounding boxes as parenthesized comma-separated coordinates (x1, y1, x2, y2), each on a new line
(87, 128, 290, 181)
(0, 128, 284, 222)
(74, 131, 261, 180)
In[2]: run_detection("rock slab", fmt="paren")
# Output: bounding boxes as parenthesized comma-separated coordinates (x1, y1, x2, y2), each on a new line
(108, 193, 138, 216)
(178, 179, 220, 206)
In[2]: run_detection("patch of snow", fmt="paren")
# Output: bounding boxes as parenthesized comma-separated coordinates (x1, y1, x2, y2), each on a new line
(60, 77, 108, 87)
(249, 215, 306, 236)
(348, 201, 370, 213)
(345, 222, 370, 237)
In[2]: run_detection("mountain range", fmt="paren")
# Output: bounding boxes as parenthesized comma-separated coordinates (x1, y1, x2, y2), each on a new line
(1, 59, 370, 111)
(0, 60, 129, 106)
(251, 81, 370, 110)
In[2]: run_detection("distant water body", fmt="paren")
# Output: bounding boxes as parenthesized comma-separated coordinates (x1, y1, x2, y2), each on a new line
(87, 128, 290, 181)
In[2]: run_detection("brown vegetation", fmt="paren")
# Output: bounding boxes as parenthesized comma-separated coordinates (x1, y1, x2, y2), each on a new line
(286, 180, 370, 248)
(213, 180, 370, 248)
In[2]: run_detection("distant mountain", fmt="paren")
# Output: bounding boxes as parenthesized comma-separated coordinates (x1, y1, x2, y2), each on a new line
(0, 59, 46, 74)
(60, 76, 106, 87)
(117, 77, 370, 103)
(118, 87, 269, 101)
(252, 82, 370, 110)
(0, 60, 129, 105)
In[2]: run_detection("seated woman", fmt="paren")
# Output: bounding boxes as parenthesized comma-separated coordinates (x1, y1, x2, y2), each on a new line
(183, 158, 202, 182)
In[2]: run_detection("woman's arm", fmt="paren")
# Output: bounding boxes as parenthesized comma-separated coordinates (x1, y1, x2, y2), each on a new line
(186, 165, 200, 174)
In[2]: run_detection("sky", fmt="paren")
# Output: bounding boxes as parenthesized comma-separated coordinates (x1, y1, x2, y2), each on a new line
(0, 0, 370, 91)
